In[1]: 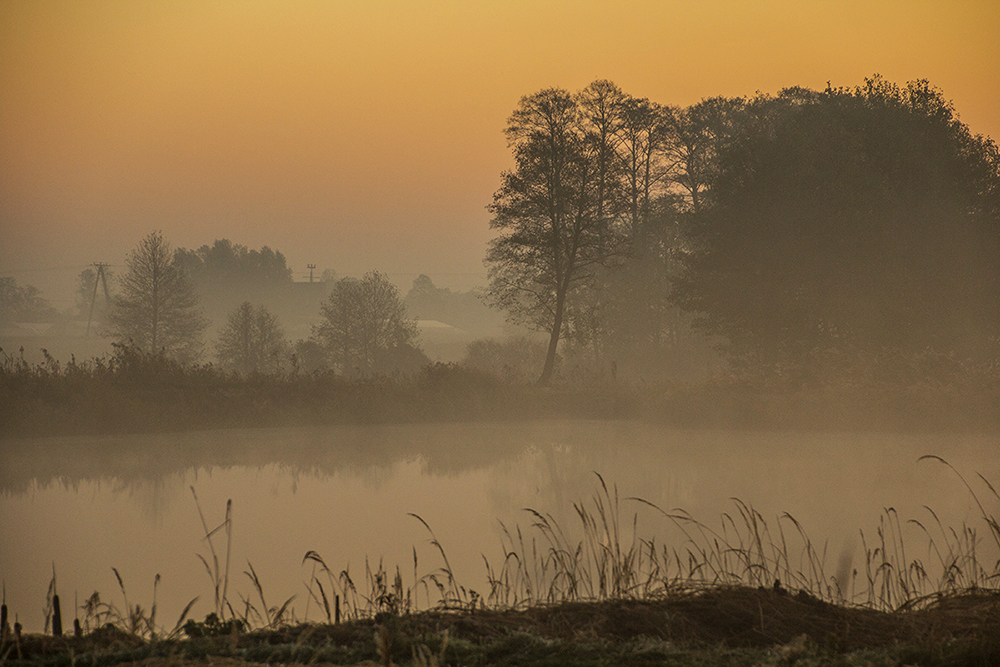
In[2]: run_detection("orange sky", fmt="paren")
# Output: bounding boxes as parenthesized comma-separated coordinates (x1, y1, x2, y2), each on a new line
(2, 0, 998, 307)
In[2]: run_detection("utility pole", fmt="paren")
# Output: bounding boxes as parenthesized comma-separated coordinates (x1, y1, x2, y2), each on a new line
(86, 263, 112, 336)
(307, 264, 316, 283)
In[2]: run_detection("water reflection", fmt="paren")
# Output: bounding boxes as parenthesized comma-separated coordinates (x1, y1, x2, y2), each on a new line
(1, 421, 997, 632)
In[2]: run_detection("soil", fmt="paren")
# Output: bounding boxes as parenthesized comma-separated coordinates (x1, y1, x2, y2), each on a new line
(4, 586, 1000, 666)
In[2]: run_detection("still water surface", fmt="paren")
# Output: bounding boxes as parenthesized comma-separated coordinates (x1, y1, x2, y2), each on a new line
(1, 420, 997, 632)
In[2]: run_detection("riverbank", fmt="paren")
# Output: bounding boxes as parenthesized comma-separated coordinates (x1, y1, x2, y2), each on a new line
(3, 347, 998, 438)
(5, 587, 999, 666)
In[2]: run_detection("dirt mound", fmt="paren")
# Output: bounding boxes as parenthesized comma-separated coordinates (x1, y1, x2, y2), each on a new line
(5, 587, 1000, 666)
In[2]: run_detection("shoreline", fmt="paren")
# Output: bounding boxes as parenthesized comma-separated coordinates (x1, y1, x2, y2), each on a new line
(5, 587, 1000, 666)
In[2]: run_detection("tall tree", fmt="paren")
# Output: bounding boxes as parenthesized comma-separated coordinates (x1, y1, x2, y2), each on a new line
(486, 87, 626, 385)
(312, 271, 424, 375)
(107, 231, 208, 363)
(567, 90, 688, 378)
(673, 77, 1000, 378)
(662, 97, 743, 215)
(216, 302, 289, 375)
(617, 96, 669, 233)
(576, 80, 627, 225)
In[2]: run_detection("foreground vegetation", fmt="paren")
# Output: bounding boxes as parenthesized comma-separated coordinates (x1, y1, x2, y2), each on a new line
(5, 589, 999, 666)
(3, 463, 998, 665)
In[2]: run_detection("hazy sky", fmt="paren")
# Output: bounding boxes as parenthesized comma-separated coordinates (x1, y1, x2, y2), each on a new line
(2, 0, 998, 308)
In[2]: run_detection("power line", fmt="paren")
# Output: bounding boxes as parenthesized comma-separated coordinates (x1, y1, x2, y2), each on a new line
(0, 264, 123, 274)
(85, 263, 112, 337)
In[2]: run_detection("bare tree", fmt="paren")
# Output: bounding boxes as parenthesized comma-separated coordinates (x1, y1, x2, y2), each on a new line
(617, 96, 671, 233)
(312, 271, 422, 375)
(486, 87, 627, 385)
(567, 91, 676, 373)
(576, 80, 627, 224)
(107, 231, 207, 363)
(661, 97, 743, 215)
(216, 302, 289, 375)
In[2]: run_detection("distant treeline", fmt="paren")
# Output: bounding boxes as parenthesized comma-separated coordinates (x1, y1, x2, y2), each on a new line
(2, 343, 996, 438)
(485, 75, 1000, 387)
(4, 74, 998, 393)
(3, 235, 507, 379)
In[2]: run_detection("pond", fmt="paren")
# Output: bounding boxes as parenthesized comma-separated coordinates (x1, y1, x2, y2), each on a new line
(1, 420, 997, 632)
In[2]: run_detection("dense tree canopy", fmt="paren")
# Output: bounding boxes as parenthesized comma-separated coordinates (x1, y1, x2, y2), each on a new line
(175, 239, 293, 289)
(174, 239, 294, 320)
(672, 77, 1000, 379)
(487, 76, 999, 385)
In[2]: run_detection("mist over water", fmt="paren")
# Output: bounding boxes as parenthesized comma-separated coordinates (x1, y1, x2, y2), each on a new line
(2, 421, 996, 633)
(2, 11, 998, 664)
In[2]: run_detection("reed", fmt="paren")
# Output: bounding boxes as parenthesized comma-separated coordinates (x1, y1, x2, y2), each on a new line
(16, 458, 997, 643)
(475, 462, 999, 613)
(191, 486, 233, 620)
(70, 571, 195, 641)
(411, 629, 449, 667)
(292, 459, 997, 626)
(302, 550, 365, 622)
(1, 583, 8, 640)
(241, 561, 295, 629)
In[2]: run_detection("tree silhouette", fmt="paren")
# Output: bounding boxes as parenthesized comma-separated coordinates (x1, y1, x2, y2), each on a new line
(107, 231, 207, 363)
(0, 277, 56, 325)
(672, 77, 1000, 378)
(486, 87, 627, 385)
(312, 271, 423, 375)
(216, 302, 289, 375)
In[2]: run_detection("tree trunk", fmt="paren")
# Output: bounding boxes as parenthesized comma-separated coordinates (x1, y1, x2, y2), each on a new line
(537, 288, 566, 386)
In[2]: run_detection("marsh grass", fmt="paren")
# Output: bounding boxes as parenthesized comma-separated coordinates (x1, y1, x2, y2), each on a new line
(0, 346, 545, 439)
(191, 486, 231, 620)
(10, 458, 998, 654)
(45, 487, 269, 643)
(242, 561, 295, 629)
(475, 463, 999, 613)
(298, 459, 999, 620)
(302, 552, 415, 623)
(11, 342, 997, 441)
(188, 486, 295, 633)
(70, 571, 195, 641)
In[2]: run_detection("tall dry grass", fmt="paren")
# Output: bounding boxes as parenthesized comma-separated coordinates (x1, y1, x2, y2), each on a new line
(298, 459, 998, 620)
(475, 462, 999, 612)
(15, 458, 997, 640)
